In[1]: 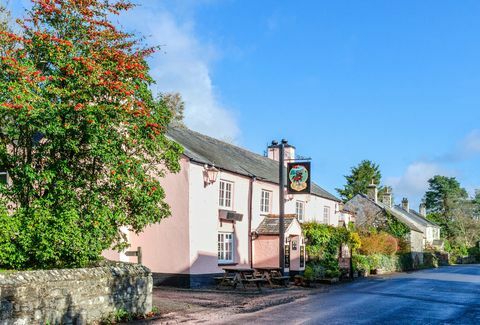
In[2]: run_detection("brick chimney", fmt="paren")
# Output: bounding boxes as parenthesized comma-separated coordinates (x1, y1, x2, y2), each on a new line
(381, 186, 392, 208)
(367, 179, 378, 203)
(402, 198, 409, 212)
(267, 142, 295, 167)
(419, 202, 427, 217)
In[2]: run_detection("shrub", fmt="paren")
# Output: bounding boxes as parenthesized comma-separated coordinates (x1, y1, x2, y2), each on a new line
(0, 0, 182, 270)
(352, 254, 370, 273)
(303, 222, 360, 279)
(359, 232, 398, 256)
(304, 263, 326, 281)
(396, 253, 414, 271)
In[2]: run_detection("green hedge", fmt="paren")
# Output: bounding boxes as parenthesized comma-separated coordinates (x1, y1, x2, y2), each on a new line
(353, 252, 438, 274)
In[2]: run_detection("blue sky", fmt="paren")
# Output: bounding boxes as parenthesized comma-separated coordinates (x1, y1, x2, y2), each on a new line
(8, 0, 480, 208)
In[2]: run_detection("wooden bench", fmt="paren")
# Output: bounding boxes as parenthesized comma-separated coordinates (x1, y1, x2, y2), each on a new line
(214, 276, 234, 286)
(272, 276, 290, 286)
(243, 278, 267, 291)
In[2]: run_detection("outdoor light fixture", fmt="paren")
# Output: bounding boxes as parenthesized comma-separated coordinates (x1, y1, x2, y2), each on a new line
(203, 164, 219, 185)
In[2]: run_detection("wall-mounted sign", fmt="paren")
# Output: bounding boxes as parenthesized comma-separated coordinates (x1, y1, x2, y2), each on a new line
(284, 244, 290, 269)
(287, 162, 311, 194)
(300, 245, 305, 268)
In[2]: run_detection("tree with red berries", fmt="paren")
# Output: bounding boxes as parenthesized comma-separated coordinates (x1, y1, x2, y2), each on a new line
(0, 0, 182, 269)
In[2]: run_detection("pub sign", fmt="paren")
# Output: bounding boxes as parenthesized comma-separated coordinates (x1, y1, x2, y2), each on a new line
(287, 162, 311, 194)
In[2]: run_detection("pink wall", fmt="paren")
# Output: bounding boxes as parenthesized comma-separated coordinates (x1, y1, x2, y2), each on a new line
(106, 157, 191, 274)
(253, 236, 279, 268)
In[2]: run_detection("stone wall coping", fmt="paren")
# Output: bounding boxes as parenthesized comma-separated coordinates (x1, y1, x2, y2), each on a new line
(0, 262, 151, 285)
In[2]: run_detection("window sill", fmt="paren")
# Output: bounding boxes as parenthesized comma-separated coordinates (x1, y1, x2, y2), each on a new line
(218, 262, 238, 267)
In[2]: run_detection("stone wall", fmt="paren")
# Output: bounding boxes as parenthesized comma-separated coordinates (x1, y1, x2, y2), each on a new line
(0, 263, 152, 324)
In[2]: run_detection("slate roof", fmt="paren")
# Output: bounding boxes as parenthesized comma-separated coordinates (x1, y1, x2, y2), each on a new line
(353, 194, 423, 233)
(256, 215, 297, 235)
(167, 124, 340, 202)
(409, 209, 440, 227)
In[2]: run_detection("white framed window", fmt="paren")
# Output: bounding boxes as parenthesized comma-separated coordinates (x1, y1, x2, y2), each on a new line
(323, 206, 330, 225)
(218, 232, 234, 263)
(0, 171, 7, 185)
(219, 180, 233, 209)
(260, 190, 272, 213)
(296, 200, 305, 222)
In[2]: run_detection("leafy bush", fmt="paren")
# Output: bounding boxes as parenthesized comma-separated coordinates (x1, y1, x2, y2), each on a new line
(303, 222, 360, 279)
(352, 254, 370, 273)
(396, 253, 414, 271)
(423, 253, 439, 268)
(0, 1, 182, 270)
(359, 232, 398, 256)
(368, 254, 397, 272)
(304, 263, 325, 281)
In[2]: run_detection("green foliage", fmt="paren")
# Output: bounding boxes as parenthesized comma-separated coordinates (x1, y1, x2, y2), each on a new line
(424, 176, 468, 238)
(352, 254, 369, 272)
(385, 212, 410, 238)
(336, 160, 382, 202)
(353, 253, 397, 273)
(303, 263, 325, 281)
(303, 222, 359, 279)
(0, 1, 182, 269)
(396, 253, 414, 271)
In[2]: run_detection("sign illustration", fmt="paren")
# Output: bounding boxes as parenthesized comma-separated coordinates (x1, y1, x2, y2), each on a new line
(287, 162, 311, 194)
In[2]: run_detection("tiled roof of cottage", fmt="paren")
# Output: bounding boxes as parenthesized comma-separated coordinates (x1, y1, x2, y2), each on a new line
(408, 209, 440, 227)
(352, 194, 423, 233)
(167, 124, 340, 202)
(256, 215, 297, 235)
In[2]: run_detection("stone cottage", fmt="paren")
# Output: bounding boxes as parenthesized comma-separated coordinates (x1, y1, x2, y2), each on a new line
(344, 183, 435, 264)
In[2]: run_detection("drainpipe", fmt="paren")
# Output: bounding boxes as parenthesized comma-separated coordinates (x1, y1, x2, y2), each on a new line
(248, 176, 255, 268)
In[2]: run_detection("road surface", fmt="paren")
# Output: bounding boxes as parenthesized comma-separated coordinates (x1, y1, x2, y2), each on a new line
(220, 265, 480, 324)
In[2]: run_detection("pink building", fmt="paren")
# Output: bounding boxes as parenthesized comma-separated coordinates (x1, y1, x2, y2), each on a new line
(105, 125, 342, 287)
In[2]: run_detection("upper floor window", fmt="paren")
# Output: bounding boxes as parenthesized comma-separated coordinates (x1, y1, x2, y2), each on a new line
(260, 190, 272, 213)
(296, 200, 305, 222)
(323, 206, 330, 225)
(219, 180, 233, 208)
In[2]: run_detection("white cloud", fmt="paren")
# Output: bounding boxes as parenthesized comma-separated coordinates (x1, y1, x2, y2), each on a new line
(385, 162, 454, 207)
(9, 1, 240, 141)
(120, 2, 240, 141)
(461, 129, 480, 157)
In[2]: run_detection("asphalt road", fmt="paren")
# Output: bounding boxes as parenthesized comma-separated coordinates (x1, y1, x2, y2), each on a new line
(222, 265, 480, 325)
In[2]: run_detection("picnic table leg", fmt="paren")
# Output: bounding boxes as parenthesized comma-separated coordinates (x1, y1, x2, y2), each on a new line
(216, 272, 229, 289)
(264, 271, 274, 288)
(240, 272, 247, 289)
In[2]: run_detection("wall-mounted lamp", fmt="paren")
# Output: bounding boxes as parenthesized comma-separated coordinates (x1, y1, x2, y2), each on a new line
(203, 164, 219, 186)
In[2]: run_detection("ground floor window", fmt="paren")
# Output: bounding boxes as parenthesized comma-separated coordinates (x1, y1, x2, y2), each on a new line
(218, 232, 234, 263)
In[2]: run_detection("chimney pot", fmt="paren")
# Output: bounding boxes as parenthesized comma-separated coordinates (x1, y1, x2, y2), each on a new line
(402, 198, 409, 212)
(367, 179, 378, 203)
(267, 141, 296, 166)
(419, 202, 427, 217)
(381, 186, 392, 207)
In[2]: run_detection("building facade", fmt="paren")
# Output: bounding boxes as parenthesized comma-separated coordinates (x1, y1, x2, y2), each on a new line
(104, 125, 342, 287)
